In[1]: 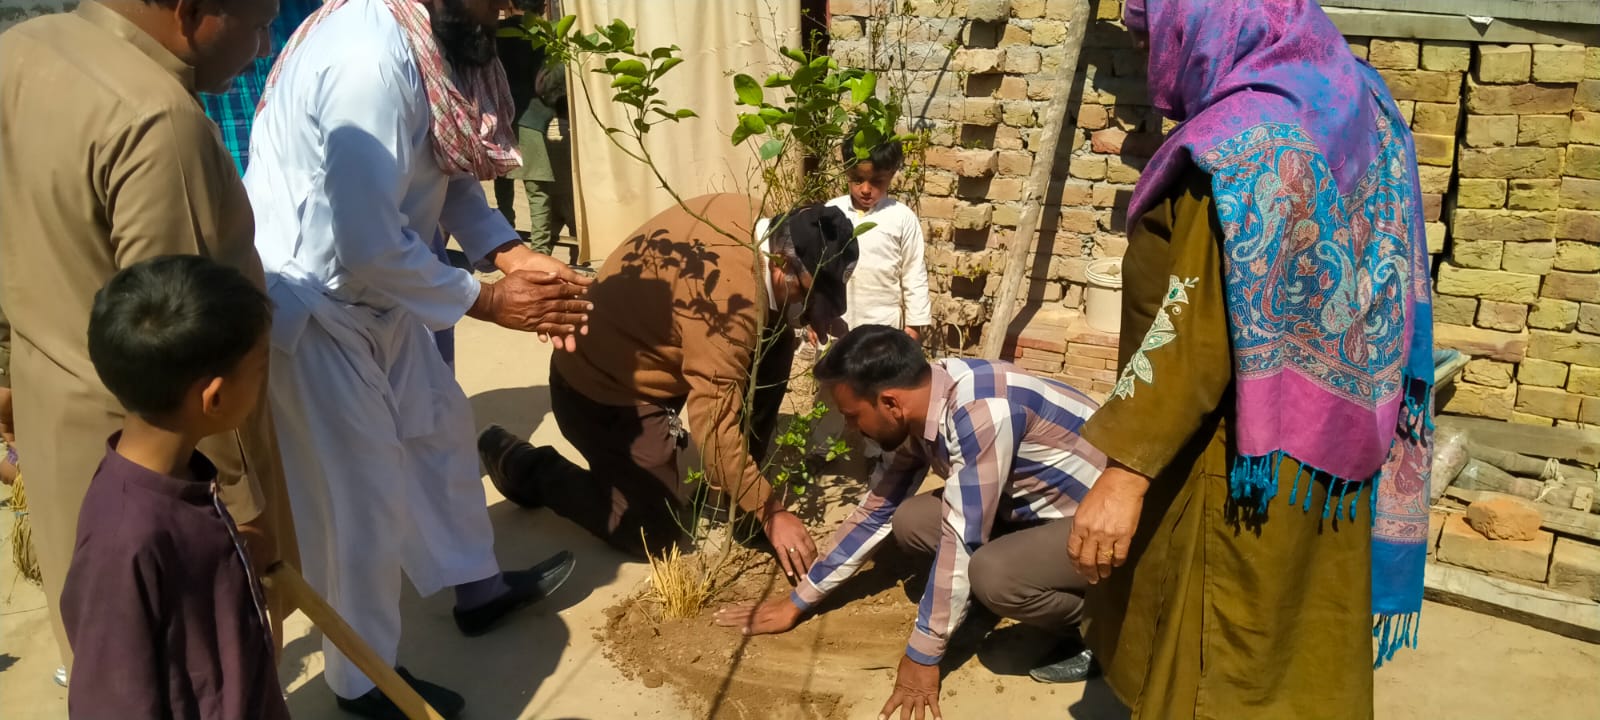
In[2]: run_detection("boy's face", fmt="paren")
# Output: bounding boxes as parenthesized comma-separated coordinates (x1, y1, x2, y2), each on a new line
(846, 161, 895, 212)
(192, 335, 270, 435)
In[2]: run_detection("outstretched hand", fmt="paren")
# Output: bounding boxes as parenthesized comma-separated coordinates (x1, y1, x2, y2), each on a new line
(713, 598, 802, 636)
(469, 270, 592, 350)
(879, 654, 942, 720)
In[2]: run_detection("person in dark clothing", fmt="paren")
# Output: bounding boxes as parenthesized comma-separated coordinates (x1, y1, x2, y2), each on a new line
(494, 0, 577, 254)
(60, 256, 286, 720)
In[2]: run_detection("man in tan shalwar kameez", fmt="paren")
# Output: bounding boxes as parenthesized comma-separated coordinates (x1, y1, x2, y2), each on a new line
(0, 0, 297, 681)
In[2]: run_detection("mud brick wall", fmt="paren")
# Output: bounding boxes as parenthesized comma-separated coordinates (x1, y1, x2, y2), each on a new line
(830, 1, 1600, 415)
(1423, 43, 1600, 428)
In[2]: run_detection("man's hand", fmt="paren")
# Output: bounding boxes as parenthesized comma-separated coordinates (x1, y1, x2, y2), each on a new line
(469, 271, 592, 350)
(880, 654, 942, 720)
(762, 508, 817, 581)
(713, 598, 803, 636)
(1067, 462, 1150, 584)
(487, 244, 596, 350)
(490, 242, 593, 288)
(905, 326, 921, 342)
(0, 386, 14, 445)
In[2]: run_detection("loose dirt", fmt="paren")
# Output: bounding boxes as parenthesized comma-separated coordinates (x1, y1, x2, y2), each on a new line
(602, 549, 925, 720)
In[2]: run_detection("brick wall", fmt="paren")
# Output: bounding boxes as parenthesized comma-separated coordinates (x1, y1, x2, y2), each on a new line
(1429, 42, 1600, 428)
(830, 0, 1600, 414)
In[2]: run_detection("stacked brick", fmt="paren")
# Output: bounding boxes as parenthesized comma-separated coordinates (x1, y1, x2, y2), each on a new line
(832, 3, 1600, 419)
(830, 0, 1130, 397)
(1430, 43, 1600, 428)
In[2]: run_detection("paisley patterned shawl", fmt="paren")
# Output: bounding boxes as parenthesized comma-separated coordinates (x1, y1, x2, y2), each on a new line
(1124, 0, 1435, 664)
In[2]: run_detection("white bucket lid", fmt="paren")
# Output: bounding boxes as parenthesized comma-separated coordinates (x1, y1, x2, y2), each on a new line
(1086, 257, 1123, 289)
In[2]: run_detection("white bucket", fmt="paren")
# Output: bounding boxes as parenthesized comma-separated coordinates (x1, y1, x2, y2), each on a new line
(1085, 257, 1124, 335)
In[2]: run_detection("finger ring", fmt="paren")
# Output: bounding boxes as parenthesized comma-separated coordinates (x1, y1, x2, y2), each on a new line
(787, 547, 797, 553)
(1099, 551, 1115, 560)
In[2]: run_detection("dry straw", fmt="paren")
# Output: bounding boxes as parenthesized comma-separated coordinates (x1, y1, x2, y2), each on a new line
(10, 473, 40, 585)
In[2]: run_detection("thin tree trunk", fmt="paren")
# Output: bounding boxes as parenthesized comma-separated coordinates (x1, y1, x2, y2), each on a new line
(978, 0, 1092, 359)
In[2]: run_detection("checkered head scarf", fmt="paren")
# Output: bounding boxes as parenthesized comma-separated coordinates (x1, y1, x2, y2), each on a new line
(260, 0, 521, 180)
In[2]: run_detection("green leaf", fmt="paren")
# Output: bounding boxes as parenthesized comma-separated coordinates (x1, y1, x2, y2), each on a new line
(808, 54, 830, 70)
(612, 59, 648, 77)
(764, 73, 791, 88)
(610, 75, 642, 88)
(782, 46, 808, 64)
(604, 57, 619, 71)
(851, 74, 876, 104)
(555, 14, 575, 37)
(674, 108, 698, 119)
(656, 57, 684, 75)
(852, 130, 872, 161)
(733, 74, 763, 106)
(758, 107, 783, 123)
(852, 222, 878, 238)
(759, 138, 784, 160)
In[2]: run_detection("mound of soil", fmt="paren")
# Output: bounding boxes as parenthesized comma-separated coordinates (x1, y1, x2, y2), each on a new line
(601, 552, 922, 720)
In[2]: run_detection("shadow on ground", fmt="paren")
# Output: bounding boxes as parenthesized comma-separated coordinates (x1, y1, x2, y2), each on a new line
(284, 493, 631, 719)
(470, 384, 555, 445)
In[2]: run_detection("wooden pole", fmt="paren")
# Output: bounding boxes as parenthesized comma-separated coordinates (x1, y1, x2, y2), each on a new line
(262, 564, 446, 720)
(978, 0, 1093, 359)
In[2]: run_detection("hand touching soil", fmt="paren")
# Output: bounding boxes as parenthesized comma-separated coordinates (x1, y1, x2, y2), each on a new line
(763, 509, 817, 580)
(880, 654, 942, 720)
(713, 598, 802, 635)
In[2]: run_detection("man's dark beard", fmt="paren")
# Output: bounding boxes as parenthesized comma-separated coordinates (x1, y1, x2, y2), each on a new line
(430, 0, 496, 70)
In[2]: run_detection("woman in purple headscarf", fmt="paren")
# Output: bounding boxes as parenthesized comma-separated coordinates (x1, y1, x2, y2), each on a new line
(1065, 1, 1434, 717)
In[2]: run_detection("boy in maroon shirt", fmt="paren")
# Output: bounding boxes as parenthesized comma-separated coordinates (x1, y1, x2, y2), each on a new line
(60, 255, 286, 720)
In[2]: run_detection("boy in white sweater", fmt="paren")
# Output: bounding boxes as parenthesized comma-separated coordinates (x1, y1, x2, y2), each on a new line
(813, 134, 932, 458)
(822, 134, 932, 341)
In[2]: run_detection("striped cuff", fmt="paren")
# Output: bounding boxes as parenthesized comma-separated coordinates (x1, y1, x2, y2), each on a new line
(905, 628, 945, 665)
(791, 577, 825, 611)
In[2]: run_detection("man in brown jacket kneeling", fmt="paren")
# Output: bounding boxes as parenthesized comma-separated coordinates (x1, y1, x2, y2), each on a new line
(480, 193, 857, 580)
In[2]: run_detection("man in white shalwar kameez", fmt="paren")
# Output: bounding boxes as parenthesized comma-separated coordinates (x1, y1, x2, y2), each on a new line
(244, 0, 590, 715)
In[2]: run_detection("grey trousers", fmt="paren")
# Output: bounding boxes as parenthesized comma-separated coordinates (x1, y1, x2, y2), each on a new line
(890, 491, 1088, 634)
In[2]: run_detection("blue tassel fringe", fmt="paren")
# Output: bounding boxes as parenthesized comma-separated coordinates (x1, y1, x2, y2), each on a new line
(1372, 612, 1420, 668)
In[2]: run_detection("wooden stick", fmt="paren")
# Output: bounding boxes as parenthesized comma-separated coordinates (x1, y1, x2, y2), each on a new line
(262, 564, 445, 720)
(977, 0, 1092, 359)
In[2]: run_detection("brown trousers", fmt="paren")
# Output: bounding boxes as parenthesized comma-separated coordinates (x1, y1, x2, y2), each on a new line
(890, 491, 1088, 633)
(541, 327, 796, 556)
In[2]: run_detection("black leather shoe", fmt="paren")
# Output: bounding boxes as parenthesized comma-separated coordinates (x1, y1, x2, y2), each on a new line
(453, 550, 576, 637)
(335, 667, 465, 719)
(478, 425, 561, 508)
(1028, 646, 1098, 684)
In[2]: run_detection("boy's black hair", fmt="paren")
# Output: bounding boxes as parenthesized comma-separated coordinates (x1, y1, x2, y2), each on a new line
(88, 255, 272, 418)
(841, 131, 905, 174)
(813, 324, 929, 399)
